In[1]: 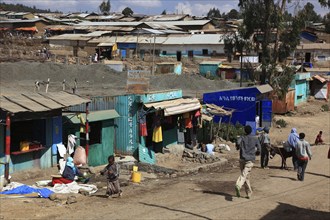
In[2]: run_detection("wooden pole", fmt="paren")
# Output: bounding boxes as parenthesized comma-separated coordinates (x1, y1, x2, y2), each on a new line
(85, 102, 89, 160)
(5, 114, 11, 181)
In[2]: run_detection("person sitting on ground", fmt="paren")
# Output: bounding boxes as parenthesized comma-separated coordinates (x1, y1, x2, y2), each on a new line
(206, 142, 215, 155)
(100, 155, 122, 198)
(52, 157, 83, 185)
(315, 131, 324, 145)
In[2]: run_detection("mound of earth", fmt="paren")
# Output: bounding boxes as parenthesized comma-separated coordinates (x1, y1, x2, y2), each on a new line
(0, 61, 238, 97)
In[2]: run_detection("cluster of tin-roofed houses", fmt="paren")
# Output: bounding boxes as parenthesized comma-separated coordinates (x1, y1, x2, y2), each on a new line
(0, 11, 330, 179)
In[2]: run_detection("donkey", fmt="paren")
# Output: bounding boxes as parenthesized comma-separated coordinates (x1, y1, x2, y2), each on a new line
(269, 144, 293, 169)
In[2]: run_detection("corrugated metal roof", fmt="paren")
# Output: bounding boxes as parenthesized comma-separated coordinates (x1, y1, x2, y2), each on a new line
(296, 43, 330, 50)
(0, 19, 42, 24)
(144, 98, 200, 116)
(48, 34, 91, 41)
(45, 25, 75, 31)
(75, 21, 142, 26)
(257, 84, 273, 93)
(97, 42, 114, 46)
(162, 34, 224, 45)
(145, 20, 210, 26)
(0, 91, 90, 113)
(141, 14, 188, 22)
(84, 31, 111, 37)
(146, 23, 182, 30)
(65, 109, 120, 123)
(200, 61, 222, 65)
(305, 67, 330, 72)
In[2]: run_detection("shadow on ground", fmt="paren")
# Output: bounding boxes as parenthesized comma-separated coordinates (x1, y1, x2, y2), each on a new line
(196, 180, 235, 202)
(260, 202, 330, 220)
(140, 202, 212, 220)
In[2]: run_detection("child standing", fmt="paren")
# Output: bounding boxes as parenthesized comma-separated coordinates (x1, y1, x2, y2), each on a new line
(259, 127, 271, 169)
(100, 155, 122, 198)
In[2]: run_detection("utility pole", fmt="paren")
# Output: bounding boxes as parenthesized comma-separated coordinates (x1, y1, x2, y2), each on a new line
(240, 49, 243, 87)
(151, 34, 156, 75)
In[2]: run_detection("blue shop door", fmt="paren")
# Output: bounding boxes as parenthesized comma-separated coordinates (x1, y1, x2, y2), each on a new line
(261, 100, 272, 128)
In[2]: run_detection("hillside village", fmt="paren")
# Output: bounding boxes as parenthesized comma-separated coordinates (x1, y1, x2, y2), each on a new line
(0, 1, 330, 219)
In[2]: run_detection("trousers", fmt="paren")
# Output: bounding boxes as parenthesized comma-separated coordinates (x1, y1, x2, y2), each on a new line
(236, 160, 254, 196)
(297, 159, 308, 181)
(106, 179, 122, 195)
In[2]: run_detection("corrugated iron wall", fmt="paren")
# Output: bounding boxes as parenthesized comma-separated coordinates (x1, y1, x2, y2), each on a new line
(67, 96, 115, 112)
(271, 90, 295, 114)
(114, 95, 138, 155)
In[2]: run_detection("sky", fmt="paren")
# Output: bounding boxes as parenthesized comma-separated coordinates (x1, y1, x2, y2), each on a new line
(1, 0, 329, 16)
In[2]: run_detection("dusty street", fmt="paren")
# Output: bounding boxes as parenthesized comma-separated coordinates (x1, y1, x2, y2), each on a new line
(0, 103, 329, 220)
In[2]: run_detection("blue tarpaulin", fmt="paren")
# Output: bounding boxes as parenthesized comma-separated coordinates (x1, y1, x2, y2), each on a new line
(0, 185, 54, 198)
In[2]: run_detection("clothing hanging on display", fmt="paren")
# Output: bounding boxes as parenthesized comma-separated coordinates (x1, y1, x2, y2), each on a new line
(152, 126, 163, 143)
(138, 108, 148, 136)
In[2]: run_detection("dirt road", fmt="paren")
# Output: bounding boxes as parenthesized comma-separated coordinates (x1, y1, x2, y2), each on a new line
(1, 147, 329, 219)
(0, 102, 329, 219)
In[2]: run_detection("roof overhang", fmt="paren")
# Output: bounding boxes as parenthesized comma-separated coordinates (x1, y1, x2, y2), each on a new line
(0, 92, 90, 114)
(144, 98, 200, 116)
(256, 84, 273, 94)
(65, 109, 120, 123)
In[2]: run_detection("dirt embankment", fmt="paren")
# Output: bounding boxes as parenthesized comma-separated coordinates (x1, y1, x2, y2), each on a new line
(0, 61, 237, 97)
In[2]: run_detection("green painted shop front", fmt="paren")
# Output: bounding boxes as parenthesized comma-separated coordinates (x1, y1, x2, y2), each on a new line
(63, 109, 119, 167)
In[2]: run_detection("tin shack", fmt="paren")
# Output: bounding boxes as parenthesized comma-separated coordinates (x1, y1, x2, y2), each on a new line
(63, 96, 120, 167)
(114, 89, 201, 164)
(203, 85, 273, 134)
(0, 92, 89, 178)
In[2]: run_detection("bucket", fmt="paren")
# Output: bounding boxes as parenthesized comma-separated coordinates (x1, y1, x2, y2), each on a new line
(131, 172, 141, 183)
(133, 166, 138, 172)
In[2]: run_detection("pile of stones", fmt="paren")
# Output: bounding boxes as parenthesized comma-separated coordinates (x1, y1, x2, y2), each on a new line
(182, 148, 221, 164)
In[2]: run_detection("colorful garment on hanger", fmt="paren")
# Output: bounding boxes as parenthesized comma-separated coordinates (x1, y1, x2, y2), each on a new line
(140, 123, 148, 136)
(152, 126, 163, 143)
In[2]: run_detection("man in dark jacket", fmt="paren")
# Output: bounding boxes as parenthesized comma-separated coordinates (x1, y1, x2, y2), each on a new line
(235, 125, 261, 199)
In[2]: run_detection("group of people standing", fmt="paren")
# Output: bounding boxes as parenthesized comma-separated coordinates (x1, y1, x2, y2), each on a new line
(234, 125, 315, 199)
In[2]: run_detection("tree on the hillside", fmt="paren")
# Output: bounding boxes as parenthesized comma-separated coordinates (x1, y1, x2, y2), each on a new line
(319, 0, 330, 7)
(161, 10, 167, 15)
(297, 2, 322, 23)
(226, 9, 240, 20)
(122, 7, 134, 16)
(324, 13, 330, 33)
(207, 8, 221, 19)
(237, 0, 304, 97)
(99, 0, 111, 15)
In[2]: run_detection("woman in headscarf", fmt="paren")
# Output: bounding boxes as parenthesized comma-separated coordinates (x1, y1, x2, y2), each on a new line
(288, 128, 299, 170)
(288, 128, 299, 147)
(52, 157, 82, 185)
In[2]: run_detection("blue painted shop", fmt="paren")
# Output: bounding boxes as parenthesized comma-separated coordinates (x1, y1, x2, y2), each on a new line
(290, 72, 311, 106)
(203, 85, 273, 134)
(0, 92, 89, 178)
(114, 89, 201, 164)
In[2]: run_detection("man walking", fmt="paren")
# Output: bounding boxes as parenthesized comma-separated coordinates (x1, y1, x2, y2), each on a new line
(235, 125, 261, 199)
(260, 127, 271, 169)
(296, 133, 312, 181)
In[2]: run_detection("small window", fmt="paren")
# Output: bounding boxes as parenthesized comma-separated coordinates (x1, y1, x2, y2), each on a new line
(80, 121, 102, 145)
(202, 49, 208, 55)
(162, 51, 167, 55)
